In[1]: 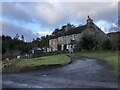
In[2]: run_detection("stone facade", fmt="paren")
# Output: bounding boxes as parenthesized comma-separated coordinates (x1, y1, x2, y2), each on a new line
(49, 16, 108, 52)
(49, 33, 82, 52)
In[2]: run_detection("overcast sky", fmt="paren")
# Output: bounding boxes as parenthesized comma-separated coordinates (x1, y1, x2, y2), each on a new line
(1, 1, 118, 41)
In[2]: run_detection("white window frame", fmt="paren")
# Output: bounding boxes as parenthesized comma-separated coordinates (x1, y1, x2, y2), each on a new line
(72, 34, 75, 40)
(66, 35, 68, 40)
(67, 44, 69, 49)
(61, 45, 64, 50)
(49, 40, 52, 45)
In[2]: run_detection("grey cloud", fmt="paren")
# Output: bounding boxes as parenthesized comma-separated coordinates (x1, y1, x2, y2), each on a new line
(34, 2, 118, 27)
(1, 2, 118, 40)
(61, 2, 118, 22)
(2, 2, 33, 22)
(32, 2, 66, 27)
(2, 2, 118, 25)
(1, 20, 41, 41)
(93, 3, 118, 22)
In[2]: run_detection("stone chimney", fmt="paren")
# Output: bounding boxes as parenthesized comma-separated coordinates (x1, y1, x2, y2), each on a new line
(87, 15, 93, 27)
(65, 22, 73, 31)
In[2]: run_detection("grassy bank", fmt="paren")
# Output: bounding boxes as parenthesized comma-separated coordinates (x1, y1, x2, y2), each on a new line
(0, 61, 2, 73)
(3, 54, 71, 73)
(75, 51, 119, 76)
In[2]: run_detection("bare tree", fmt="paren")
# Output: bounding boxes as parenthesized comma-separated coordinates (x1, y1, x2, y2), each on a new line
(108, 21, 119, 32)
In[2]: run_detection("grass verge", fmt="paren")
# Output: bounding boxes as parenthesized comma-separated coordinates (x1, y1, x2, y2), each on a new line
(75, 51, 119, 76)
(2, 54, 71, 73)
(0, 61, 2, 73)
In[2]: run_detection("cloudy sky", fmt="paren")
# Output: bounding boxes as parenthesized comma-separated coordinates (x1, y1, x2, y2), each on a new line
(1, 0, 118, 41)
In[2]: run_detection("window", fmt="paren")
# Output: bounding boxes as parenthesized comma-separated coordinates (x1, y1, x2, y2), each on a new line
(61, 45, 64, 50)
(67, 44, 69, 49)
(49, 40, 52, 45)
(72, 45, 75, 49)
(72, 34, 75, 40)
(66, 36, 68, 40)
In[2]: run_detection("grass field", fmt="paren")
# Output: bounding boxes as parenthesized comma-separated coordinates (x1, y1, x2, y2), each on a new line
(2, 54, 71, 73)
(0, 61, 2, 73)
(75, 51, 119, 76)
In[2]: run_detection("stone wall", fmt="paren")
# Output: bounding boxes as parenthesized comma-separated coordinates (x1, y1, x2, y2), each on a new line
(49, 39, 58, 51)
(49, 33, 83, 52)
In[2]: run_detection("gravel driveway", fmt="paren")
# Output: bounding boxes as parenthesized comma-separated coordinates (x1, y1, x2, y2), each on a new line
(2, 57, 118, 88)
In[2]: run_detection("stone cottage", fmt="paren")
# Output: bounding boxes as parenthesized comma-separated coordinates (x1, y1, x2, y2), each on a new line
(49, 16, 108, 52)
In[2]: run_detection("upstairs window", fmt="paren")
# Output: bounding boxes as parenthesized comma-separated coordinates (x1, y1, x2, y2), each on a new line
(49, 40, 52, 45)
(72, 34, 75, 40)
(66, 35, 68, 40)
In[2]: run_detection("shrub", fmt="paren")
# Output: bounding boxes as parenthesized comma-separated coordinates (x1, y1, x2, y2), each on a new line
(81, 34, 95, 50)
(102, 39, 112, 50)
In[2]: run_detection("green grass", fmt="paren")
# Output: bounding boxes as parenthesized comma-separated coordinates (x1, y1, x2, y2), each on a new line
(0, 61, 2, 73)
(75, 51, 119, 76)
(3, 54, 71, 73)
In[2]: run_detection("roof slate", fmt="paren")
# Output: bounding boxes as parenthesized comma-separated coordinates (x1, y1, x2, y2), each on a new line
(51, 25, 87, 39)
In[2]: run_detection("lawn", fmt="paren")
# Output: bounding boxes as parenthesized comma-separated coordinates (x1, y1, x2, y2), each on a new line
(2, 54, 71, 73)
(0, 61, 2, 73)
(75, 51, 119, 76)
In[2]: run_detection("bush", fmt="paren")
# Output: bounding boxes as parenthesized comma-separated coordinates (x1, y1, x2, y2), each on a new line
(75, 42, 81, 52)
(102, 39, 112, 50)
(81, 34, 95, 50)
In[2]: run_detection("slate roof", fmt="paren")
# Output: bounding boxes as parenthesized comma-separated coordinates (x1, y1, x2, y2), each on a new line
(51, 25, 87, 39)
(62, 25, 87, 36)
